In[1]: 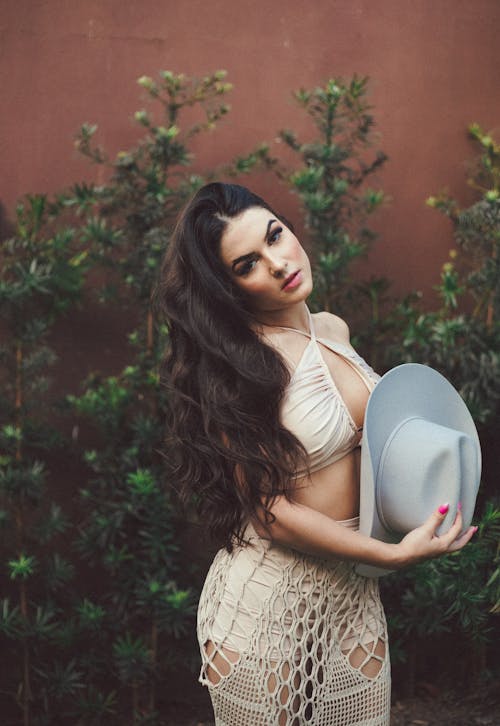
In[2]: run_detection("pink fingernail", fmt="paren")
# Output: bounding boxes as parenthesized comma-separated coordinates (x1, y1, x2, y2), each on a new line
(438, 503, 449, 515)
(472, 526, 478, 534)
(457, 501, 462, 511)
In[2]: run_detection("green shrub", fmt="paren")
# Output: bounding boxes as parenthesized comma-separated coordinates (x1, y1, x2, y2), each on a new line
(379, 124, 500, 691)
(387, 124, 500, 426)
(269, 76, 388, 316)
(1, 70, 231, 725)
(0, 194, 90, 724)
(62, 70, 232, 724)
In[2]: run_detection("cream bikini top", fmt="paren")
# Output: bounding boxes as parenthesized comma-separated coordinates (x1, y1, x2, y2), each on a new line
(272, 308, 381, 477)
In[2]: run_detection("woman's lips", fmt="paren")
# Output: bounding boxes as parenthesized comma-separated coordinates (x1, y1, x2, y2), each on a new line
(282, 270, 303, 290)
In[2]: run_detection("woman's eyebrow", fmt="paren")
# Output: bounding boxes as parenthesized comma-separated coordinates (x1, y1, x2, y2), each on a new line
(264, 218, 277, 242)
(231, 219, 277, 270)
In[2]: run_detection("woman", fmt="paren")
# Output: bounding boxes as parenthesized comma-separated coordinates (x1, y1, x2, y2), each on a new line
(157, 182, 475, 725)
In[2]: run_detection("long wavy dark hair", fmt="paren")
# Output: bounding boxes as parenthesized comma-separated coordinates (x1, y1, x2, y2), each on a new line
(154, 182, 308, 550)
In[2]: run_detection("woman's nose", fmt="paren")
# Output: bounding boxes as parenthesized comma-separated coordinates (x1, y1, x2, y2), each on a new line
(266, 251, 287, 278)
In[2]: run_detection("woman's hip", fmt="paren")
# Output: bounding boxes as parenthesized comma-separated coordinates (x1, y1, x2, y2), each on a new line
(197, 521, 383, 656)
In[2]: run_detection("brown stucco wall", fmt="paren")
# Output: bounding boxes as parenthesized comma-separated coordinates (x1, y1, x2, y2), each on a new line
(2, 0, 500, 296)
(1, 6, 499, 715)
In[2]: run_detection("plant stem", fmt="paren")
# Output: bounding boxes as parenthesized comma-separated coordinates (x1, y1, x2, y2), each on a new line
(486, 244, 496, 328)
(149, 619, 158, 711)
(132, 681, 139, 724)
(15, 341, 31, 724)
(147, 310, 154, 352)
(15, 342, 23, 462)
(20, 581, 32, 726)
(486, 299, 494, 327)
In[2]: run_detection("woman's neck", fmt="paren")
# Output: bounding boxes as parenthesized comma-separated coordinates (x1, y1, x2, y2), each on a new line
(251, 301, 310, 334)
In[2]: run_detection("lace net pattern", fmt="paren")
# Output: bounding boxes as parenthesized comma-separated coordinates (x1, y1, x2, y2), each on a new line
(198, 522, 390, 725)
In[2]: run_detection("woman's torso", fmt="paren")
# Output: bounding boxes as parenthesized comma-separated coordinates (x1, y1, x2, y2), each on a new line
(263, 309, 380, 521)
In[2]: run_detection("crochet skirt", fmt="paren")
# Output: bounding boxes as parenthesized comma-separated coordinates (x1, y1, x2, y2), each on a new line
(197, 518, 391, 725)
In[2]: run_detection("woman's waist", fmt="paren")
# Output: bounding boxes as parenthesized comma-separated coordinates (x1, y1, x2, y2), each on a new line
(290, 448, 361, 520)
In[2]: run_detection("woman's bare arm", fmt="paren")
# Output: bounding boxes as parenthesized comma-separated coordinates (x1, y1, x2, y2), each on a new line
(253, 496, 476, 570)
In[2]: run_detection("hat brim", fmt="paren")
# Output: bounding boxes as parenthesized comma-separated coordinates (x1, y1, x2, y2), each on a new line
(356, 363, 481, 578)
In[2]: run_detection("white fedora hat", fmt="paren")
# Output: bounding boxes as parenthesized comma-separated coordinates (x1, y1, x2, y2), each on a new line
(356, 363, 481, 578)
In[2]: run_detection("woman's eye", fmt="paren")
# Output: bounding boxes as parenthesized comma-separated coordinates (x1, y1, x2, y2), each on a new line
(236, 258, 257, 276)
(269, 226, 283, 244)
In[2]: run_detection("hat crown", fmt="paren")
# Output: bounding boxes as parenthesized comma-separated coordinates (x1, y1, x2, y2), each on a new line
(376, 417, 477, 535)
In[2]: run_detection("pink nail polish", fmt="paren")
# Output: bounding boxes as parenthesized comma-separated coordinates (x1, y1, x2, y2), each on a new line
(438, 503, 449, 515)
(472, 526, 478, 534)
(457, 501, 462, 511)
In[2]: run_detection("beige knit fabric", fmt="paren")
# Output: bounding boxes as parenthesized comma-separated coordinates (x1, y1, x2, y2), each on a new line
(198, 520, 391, 725)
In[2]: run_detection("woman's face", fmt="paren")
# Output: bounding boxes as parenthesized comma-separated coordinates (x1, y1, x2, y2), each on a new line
(218, 206, 313, 315)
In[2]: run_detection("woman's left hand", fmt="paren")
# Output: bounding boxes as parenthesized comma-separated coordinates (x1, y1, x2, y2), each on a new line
(394, 504, 477, 568)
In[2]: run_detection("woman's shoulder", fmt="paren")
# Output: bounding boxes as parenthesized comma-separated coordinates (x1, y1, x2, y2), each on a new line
(312, 310, 351, 346)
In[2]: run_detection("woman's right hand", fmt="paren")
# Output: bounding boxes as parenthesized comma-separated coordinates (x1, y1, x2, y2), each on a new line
(394, 503, 478, 569)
